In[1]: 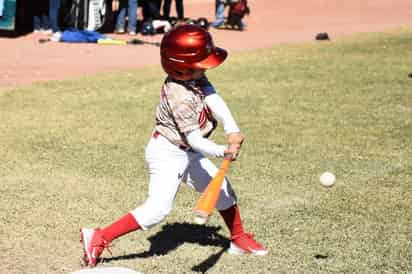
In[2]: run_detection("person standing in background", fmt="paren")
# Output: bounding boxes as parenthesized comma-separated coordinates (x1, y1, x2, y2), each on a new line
(162, 0, 184, 21)
(33, 0, 51, 33)
(113, 0, 138, 35)
(211, 0, 225, 28)
(49, 0, 61, 33)
(142, 0, 162, 22)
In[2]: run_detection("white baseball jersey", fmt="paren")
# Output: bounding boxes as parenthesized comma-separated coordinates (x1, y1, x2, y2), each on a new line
(154, 76, 218, 149)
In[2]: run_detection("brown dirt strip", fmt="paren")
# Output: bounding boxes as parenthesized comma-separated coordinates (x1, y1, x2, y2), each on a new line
(0, 0, 411, 89)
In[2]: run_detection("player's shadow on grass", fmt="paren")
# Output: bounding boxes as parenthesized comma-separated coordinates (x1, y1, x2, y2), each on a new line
(105, 222, 229, 273)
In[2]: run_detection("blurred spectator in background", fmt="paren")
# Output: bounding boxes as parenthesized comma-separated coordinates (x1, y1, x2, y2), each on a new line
(113, 0, 138, 35)
(211, 0, 225, 28)
(49, 0, 61, 34)
(142, 0, 161, 22)
(141, 0, 173, 35)
(162, 0, 184, 21)
(33, 0, 51, 33)
(225, 0, 249, 30)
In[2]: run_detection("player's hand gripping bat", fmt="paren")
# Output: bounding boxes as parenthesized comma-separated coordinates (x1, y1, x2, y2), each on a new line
(193, 153, 233, 225)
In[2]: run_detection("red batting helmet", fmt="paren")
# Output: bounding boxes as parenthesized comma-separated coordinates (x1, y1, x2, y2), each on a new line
(160, 24, 227, 80)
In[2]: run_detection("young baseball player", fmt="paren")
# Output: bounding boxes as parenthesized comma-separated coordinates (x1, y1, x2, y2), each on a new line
(80, 24, 268, 267)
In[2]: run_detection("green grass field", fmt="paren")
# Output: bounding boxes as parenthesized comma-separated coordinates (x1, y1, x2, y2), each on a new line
(1, 29, 412, 274)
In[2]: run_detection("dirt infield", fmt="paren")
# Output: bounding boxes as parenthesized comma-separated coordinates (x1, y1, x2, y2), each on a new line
(1, 0, 412, 89)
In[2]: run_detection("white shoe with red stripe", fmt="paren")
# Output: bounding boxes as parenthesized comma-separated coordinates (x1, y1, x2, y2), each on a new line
(228, 233, 268, 256)
(80, 228, 112, 267)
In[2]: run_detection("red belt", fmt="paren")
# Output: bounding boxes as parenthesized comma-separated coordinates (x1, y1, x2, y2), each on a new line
(153, 131, 193, 152)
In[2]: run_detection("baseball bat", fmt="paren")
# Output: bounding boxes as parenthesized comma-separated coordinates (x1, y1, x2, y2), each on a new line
(97, 38, 160, 47)
(97, 38, 127, 45)
(127, 38, 161, 47)
(193, 154, 232, 225)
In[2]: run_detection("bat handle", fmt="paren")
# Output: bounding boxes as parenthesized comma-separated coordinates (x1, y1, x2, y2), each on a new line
(220, 155, 232, 172)
(224, 152, 233, 160)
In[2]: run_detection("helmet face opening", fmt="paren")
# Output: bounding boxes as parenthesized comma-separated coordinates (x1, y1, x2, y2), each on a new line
(160, 24, 227, 80)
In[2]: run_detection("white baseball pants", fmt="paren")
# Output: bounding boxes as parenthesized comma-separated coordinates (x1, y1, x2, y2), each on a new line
(130, 133, 237, 230)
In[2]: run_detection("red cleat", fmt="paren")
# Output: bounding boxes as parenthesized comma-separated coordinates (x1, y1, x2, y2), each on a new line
(228, 233, 268, 256)
(80, 228, 112, 267)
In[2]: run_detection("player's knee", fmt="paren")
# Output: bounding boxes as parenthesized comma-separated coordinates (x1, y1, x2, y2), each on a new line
(216, 183, 237, 210)
(130, 203, 173, 229)
(152, 207, 172, 223)
(216, 196, 237, 210)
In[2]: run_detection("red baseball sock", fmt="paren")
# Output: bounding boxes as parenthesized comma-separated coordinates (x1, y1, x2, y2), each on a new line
(219, 204, 244, 239)
(101, 213, 141, 243)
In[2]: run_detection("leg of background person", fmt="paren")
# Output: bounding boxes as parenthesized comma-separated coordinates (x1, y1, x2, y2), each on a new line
(33, 1, 42, 31)
(212, 0, 225, 27)
(33, 16, 41, 31)
(175, 0, 184, 20)
(127, 0, 138, 34)
(142, 0, 151, 21)
(142, 0, 148, 21)
(0, 0, 4, 17)
(144, 0, 161, 21)
(49, 0, 61, 33)
(154, 0, 162, 19)
(41, 0, 51, 32)
(42, 13, 51, 32)
(155, 0, 162, 13)
(115, 0, 128, 32)
(162, 0, 172, 19)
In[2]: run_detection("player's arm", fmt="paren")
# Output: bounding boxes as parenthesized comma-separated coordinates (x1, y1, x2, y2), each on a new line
(172, 94, 226, 158)
(186, 129, 226, 157)
(204, 93, 239, 133)
(173, 88, 242, 158)
(204, 93, 244, 159)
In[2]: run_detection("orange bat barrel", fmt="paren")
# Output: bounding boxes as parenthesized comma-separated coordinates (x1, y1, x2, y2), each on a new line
(193, 157, 232, 224)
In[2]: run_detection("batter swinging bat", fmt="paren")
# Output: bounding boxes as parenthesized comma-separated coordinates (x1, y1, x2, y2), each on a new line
(193, 154, 232, 225)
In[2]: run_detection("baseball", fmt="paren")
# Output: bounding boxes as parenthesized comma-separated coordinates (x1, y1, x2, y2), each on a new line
(319, 172, 336, 187)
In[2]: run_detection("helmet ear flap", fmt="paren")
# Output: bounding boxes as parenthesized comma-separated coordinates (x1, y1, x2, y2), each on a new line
(161, 57, 194, 81)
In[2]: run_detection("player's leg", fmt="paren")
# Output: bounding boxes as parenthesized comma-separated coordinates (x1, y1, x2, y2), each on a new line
(130, 135, 189, 229)
(186, 153, 268, 256)
(185, 152, 237, 209)
(81, 134, 190, 266)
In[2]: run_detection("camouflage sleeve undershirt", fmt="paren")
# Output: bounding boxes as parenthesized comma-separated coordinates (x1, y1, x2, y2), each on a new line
(154, 77, 217, 148)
